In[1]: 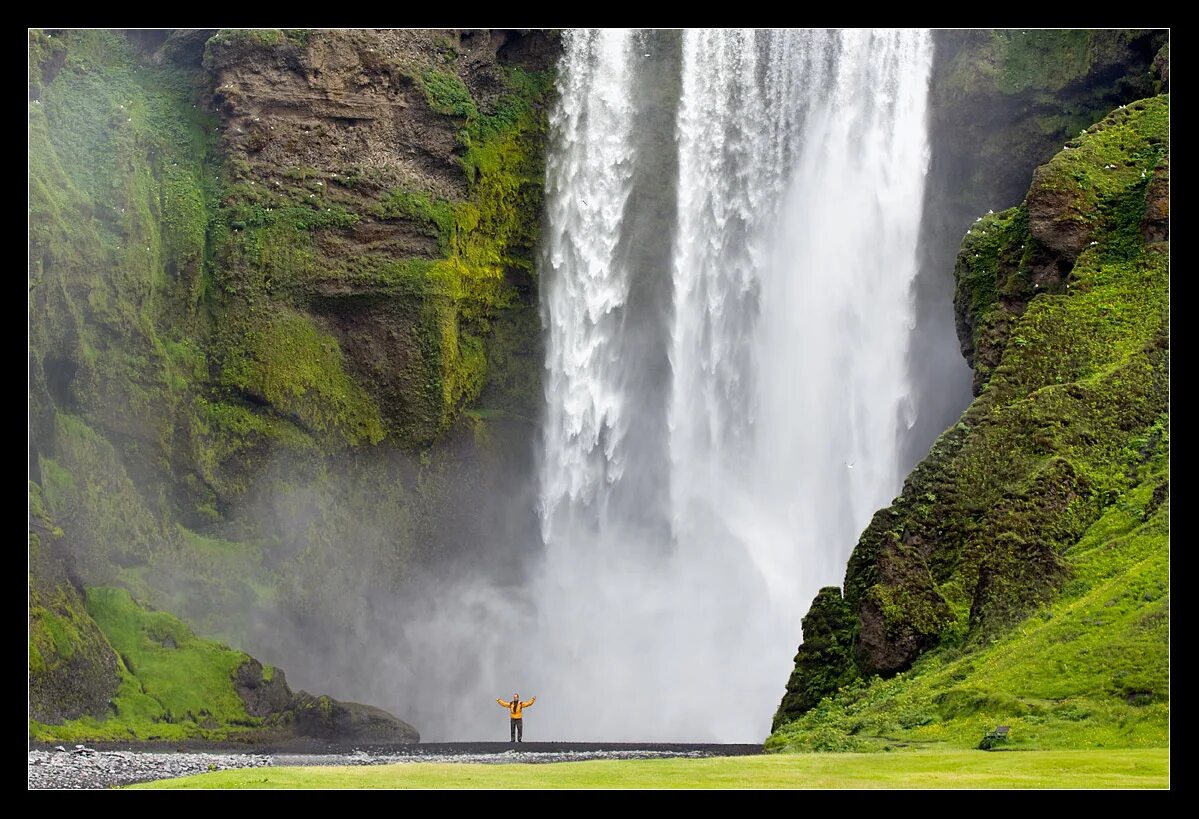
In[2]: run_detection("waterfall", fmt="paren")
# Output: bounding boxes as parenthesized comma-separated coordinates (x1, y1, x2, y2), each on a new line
(533, 29, 933, 741)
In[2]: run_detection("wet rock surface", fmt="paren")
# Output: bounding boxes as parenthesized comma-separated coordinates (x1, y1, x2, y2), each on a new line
(28, 743, 761, 789)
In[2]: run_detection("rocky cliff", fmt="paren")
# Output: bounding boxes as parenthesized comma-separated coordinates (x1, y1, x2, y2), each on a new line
(770, 59, 1168, 752)
(29, 28, 556, 741)
(903, 29, 1166, 468)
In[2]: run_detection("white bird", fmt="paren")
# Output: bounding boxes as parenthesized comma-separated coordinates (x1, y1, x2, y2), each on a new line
(987, 209, 994, 214)
(844, 462, 854, 470)
(975, 216, 983, 222)
(1090, 241, 1098, 246)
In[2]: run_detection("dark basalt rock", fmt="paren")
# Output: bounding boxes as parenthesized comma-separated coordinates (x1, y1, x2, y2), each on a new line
(772, 587, 856, 731)
(289, 693, 420, 743)
(1142, 154, 1169, 243)
(233, 659, 293, 718)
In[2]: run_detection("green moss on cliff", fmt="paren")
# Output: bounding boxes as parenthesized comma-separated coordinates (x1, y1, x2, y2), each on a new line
(774, 588, 858, 731)
(207, 53, 550, 449)
(31, 587, 260, 742)
(28, 28, 234, 531)
(420, 69, 478, 118)
(89, 588, 252, 721)
(222, 310, 385, 445)
(956, 96, 1167, 392)
(940, 30, 1135, 97)
(772, 95, 1169, 750)
(927, 28, 1165, 240)
(29, 486, 122, 725)
(358, 65, 552, 442)
(39, 414, 166, 580)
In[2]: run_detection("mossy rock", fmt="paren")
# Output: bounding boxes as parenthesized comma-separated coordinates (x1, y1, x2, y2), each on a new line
(29, 488, 121, 724)
(289, 693, 419, 743)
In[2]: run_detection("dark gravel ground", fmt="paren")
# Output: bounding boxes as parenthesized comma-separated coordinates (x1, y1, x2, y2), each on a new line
(28, 742, 762, 789)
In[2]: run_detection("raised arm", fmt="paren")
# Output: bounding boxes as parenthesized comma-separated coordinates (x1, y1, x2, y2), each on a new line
(496, 698, 510, 708)
(520, 696, 536, 708)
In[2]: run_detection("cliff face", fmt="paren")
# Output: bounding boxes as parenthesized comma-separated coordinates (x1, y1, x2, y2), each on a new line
(903, 29, 1166, 469)
(771, 77, 1168, 750)
(28, 28, 556, 739)
(29, 485, 120, 725)
(202, 28, 554, 449)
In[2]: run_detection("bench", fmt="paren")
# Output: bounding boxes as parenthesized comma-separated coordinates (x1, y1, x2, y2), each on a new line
(979, 725, 1010, 750)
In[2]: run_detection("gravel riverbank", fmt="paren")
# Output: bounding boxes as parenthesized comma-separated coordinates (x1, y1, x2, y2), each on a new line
(29, 742, 761, 789)
(28, 746, 272, 790)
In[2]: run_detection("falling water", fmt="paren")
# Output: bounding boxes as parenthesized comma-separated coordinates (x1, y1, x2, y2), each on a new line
(533, 29, 933, 741)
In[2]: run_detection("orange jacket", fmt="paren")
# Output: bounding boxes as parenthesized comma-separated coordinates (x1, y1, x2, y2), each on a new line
(497, 696, 536, 718)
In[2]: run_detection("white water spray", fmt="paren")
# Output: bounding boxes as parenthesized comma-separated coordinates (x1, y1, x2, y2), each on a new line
(532, 29, 933, 741)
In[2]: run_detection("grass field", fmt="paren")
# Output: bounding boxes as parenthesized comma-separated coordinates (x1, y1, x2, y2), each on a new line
(131, 748, 1168, 789)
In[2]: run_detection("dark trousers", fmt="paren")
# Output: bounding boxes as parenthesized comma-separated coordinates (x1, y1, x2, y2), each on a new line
(510, 718, 523, 741)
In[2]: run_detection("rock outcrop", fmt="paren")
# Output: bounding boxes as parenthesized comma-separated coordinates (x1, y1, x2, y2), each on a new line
(290, 694, 420, 744)
(29, 487, 121, 725)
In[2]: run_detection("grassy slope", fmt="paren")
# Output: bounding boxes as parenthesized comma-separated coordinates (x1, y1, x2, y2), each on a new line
(771, 96, 1168, 751)
(30, 588, 262, 742)
(132, 749, 1168, 789)
(768, 482, 1167, 752)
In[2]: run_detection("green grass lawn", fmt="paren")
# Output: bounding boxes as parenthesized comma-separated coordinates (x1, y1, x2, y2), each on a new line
(131, 748, 1168, 789)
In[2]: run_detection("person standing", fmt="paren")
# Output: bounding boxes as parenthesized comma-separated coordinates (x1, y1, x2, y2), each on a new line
(496, 693, 537, 742)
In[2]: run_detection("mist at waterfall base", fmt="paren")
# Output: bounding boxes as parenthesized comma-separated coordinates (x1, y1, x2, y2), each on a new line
(249, 29, 944, 743)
